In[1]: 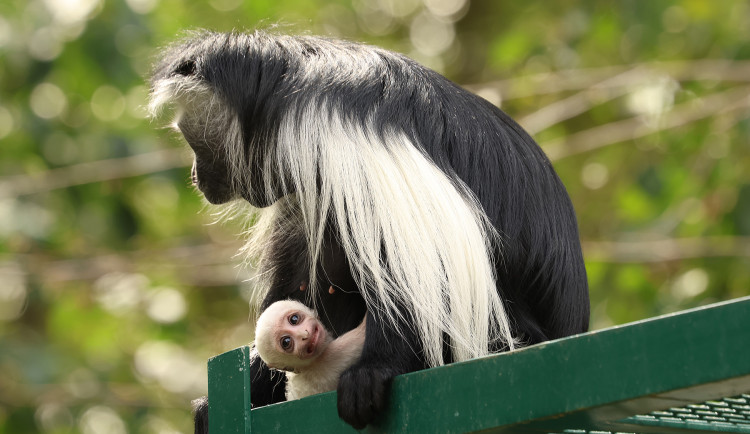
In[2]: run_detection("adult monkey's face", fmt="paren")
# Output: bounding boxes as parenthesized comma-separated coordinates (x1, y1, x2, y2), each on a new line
(150, 32, 293, 209)
(176, 111, 237, 205)
(151, 56, 243, 206)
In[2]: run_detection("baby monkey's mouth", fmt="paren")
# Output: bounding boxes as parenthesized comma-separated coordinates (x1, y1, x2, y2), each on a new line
(306, 324, 320, 355)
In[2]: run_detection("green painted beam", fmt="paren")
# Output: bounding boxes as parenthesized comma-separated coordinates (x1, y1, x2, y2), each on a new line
(207, 345, 252, 434)
(208, 296, 750, 433)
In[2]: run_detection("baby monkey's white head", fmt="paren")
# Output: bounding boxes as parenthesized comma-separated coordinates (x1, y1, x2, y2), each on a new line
(255, 300, 333, 372)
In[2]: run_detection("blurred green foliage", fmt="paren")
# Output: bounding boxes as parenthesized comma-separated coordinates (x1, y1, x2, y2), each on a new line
(1, 0, 749, 432)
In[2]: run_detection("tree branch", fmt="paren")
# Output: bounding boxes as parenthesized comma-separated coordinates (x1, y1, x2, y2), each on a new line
(542, 85, 750, 161)
(0, 148, 189, 198)
(8, 242, 246, 287)
(583, 236, 750, 263)
(518, 67, 649, 135)
(465, 59, 750, 100)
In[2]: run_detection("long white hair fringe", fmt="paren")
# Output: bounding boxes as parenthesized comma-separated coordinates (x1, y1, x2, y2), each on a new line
(256, 103, 516, 367)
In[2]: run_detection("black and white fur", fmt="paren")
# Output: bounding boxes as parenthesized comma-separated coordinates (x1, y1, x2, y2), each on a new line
(149, 30, 589, 430)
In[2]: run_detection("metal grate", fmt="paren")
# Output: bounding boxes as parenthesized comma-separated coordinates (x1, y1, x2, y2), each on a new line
(560, 431, 633, 434)
(553, 395, 750, 433)
(560, 430, 633, 434)
(621, 394, 750, 432)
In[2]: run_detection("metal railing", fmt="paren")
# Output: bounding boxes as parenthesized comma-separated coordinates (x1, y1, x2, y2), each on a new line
(207, 296, 750, 433)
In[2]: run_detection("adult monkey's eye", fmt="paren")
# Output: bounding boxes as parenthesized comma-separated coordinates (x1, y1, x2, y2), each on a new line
(289, 314, 300, 325)
(174, 59, 196, 76)
(280, 336, 292, 350)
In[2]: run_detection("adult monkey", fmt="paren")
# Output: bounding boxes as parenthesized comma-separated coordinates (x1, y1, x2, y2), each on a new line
(149, 30, 589, 431)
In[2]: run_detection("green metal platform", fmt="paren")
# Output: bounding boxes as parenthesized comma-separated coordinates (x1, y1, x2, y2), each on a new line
(207, 296, 750, 433)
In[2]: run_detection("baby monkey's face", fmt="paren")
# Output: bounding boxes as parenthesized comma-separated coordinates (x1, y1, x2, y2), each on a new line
(275, 305, 328, 362)
(255, 300, 332, 371)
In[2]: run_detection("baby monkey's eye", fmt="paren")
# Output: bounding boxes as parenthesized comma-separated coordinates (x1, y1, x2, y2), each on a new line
(280, 336, 292, 350)
(289, 313, 300, 325)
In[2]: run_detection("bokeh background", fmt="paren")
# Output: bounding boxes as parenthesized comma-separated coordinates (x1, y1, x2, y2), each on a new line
(1, 0, 749, 432)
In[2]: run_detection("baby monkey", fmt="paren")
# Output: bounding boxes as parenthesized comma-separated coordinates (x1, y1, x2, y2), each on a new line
(254, 300, 366, 400)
